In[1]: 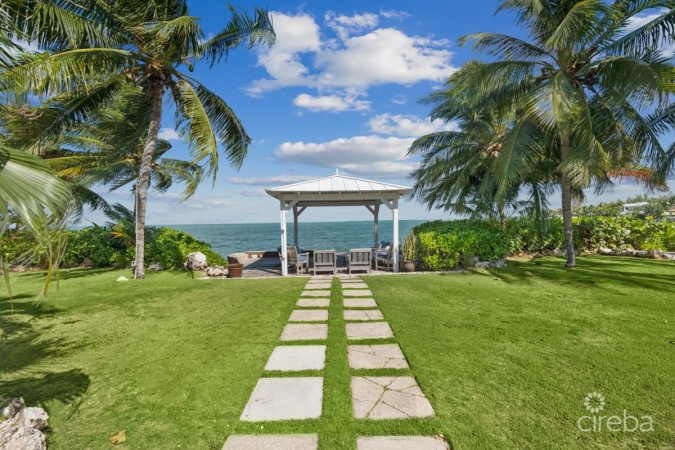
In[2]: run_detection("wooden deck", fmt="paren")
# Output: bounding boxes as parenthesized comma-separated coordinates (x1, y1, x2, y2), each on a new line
(239, 253, 389, 278)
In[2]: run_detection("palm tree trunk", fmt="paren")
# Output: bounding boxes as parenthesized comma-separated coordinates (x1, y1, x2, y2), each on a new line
(560, 131, 576, 268)
(133, 84, 164, 279)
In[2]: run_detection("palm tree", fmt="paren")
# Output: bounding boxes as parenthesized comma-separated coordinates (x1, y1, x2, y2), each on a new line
(1, 0, 275, 278)
(408, 66, 560, 228)
(454, 0, 674, 267)
(0, 8, 72, 296)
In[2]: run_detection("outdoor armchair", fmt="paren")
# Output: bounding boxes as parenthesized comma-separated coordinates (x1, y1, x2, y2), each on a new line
(346, 248, 372, 274)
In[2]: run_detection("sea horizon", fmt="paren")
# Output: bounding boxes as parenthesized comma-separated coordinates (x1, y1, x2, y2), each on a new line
(170, 220, 426, 257)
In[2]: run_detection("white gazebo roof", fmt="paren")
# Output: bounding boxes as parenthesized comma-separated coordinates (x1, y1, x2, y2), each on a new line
(267, 173, 412, 275)
(266, 174, 412, 207)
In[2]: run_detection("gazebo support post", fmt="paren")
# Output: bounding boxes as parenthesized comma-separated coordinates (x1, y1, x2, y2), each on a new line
(279, 199, 299, 276)
(392, 198, 399, 272)
(293, 206, 307, 248)
(293, 205, 299, 248)
(280, 200, 288, 276)
(365, 203, 381, 248)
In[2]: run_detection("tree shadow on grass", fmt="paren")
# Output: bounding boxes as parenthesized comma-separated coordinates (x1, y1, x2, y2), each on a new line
(14, 267, 116, 282)
(0, 297, 73, 373)
(0, 369, 90, 408)
(488, 257, 675, 293)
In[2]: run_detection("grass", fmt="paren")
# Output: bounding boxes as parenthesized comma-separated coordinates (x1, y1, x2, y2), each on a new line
(1, 256, 673, 449)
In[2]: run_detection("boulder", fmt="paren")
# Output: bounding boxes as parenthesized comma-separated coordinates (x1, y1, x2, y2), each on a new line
(553, 248, 565, 257)
(206, 266, 227, 277)
(1, 427, 46, 450)
(0, 400, 48, 450)
(1, 398, 24, 420)
(147, 263, 165, 271)
(597, 247, 613, 255)
(186, 252, 208, 271)
(17, 408, 48, 431)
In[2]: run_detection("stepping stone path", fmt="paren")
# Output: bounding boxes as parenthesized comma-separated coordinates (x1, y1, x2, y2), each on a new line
(228, 276, 448, 449)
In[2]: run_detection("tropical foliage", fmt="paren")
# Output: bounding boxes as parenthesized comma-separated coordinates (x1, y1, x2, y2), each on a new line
(0, 0, 275, 279)
(2, 225, 226, 270)
(410, 0, 675, 268)
(414, 216, 675, 271)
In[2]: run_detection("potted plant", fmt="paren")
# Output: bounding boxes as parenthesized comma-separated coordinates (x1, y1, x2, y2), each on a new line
(400, 230, 418, 272)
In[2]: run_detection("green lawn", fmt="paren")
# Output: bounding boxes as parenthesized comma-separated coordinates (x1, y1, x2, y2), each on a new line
(1, 257, 673, 449)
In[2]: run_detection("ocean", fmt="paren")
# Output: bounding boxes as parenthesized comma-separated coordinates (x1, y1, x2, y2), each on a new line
(172, 220, 425, 257)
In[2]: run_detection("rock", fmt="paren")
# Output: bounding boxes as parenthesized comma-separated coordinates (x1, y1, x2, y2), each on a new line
(474, 260, 505, 269)
(0, 402, 48, 450)
(553, 248, 565, 257)
(147, 263, 164, 271)
(227, 253, 247, 264)
(1, 398, 24, 420)
(17, 408, 49, 431)
(206, 266, 227, 277)
(2, 427, 47, 450)
(598, 247, 613, 255)
(634, 250, 648, 258)
(10, 265, 27, 273)
(186, 252, 208, 271)
(116, 276, 128, 282)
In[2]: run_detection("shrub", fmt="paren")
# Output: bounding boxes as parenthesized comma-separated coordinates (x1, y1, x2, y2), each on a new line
(413, 216, 675, 271)
(2, 226, 226, 269)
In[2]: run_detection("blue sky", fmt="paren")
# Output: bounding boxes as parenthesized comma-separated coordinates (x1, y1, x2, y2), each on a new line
(87, 0, 674, 225)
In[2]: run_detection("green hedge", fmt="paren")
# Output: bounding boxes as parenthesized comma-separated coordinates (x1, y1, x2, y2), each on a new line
(1, 226, 226, 269)
(413, 217, 675, 271)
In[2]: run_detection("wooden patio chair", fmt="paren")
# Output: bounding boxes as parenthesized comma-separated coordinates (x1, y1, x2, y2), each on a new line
(312, 249, 337, 275)
(374, 245, 395, 271)
(347, 248, 372, 274)
(287, 245, 309, 274)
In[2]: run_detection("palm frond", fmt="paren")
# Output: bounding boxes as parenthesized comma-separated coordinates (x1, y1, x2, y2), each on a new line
(200, 5, 275, 66)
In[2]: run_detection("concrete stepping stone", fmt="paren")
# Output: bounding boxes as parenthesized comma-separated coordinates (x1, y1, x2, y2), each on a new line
(340, 278, 362, 282)
(348, 344, 409, 369)
(343, 298, 378, 308)
(280, 324, 328, 341)
(351, 376, 434, 419)
(289, 310, 329, 322)
(265, 345, 326, 371)
(356, 436, 448, 450)
(341, 282, 369, 289)
(223, 434, 319, 450)
(304, 282, 331, 289)
(296, 299, 330, 308)
(241, 377, 323, 421)
(346, 322, 394, 340)
(343, 290, 373, 297)
(301, 290, 331, 297)
(344, 310, 384, 321)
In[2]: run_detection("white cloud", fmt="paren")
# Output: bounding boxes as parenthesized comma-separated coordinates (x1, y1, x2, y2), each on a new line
(247, 12, 456, 108)
(247, 12, 321, 96)
(314, 28, 453, 89)
(367, 113, 458, 137)
(624, 9, 668, 32)
(225, 175, 315, 185)
(293, 93, 370, 112)
(325, 11, 379, 39)
(157, 128, 181, 141)
(274, 135, 417, 177)
(234, 188, 267, 197)
(391, 94, 407, 105)
(623, 8, 673, 57)
(379, 9, 411, 20)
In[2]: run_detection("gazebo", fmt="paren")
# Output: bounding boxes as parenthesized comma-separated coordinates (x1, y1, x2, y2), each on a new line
(266, 174, 413, 275)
